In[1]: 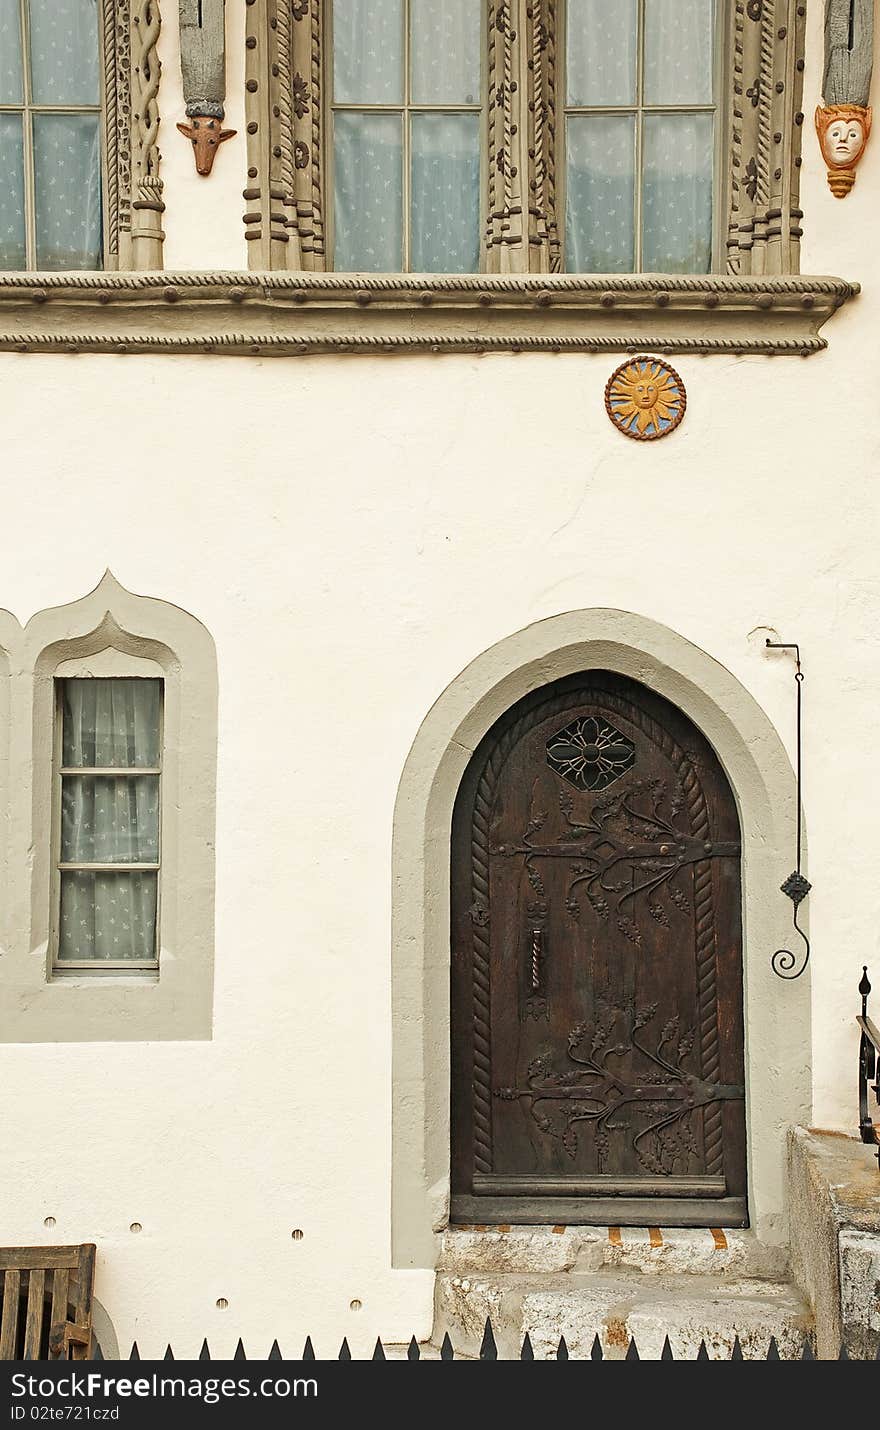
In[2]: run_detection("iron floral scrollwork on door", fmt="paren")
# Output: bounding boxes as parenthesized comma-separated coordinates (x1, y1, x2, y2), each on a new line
(546, 716, 635, 792)
(495, 1001, 743, 1175)
(495, 777, 738, 951)
(562, 779, 704, 947)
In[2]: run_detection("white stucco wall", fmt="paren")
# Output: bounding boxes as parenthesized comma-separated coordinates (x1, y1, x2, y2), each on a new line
(0, 3, 877, 1354)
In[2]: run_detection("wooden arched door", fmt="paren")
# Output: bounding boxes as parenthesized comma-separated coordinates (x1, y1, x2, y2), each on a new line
(450, 672, 747, 1226)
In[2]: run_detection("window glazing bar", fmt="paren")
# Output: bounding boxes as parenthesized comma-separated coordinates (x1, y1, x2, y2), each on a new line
(59, 767, 162, 776)
(58, 863, 161, 872)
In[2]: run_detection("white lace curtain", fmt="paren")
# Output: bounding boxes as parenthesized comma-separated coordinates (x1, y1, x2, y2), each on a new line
(331, 0, 482, 273)
(0, 0, 102, 270)
(329, 0, 715, 274)
(565, 0, 715, 273)
(58, 679, 161, 963)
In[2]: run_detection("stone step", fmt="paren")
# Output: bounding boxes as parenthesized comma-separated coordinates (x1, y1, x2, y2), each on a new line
(433, 1265, 812, 1360)
(439, 1224, 789, 1281)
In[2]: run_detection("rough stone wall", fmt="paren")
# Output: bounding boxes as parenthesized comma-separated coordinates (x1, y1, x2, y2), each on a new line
(788, 1128, 880, 1358)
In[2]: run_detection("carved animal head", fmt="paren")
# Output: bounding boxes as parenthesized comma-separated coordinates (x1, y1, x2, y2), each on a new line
(177, 116, 236, 176)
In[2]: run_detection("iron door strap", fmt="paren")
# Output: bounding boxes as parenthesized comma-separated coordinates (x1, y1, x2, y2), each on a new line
(494, 840, 741, 860)
(495, 1080, 745, 1105)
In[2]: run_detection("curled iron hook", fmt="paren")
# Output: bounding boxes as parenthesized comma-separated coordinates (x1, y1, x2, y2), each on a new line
(770, 875, 811, 979)
(765, 642, 811, 980)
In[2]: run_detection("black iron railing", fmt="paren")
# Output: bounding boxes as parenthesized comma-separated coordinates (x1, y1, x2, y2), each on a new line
(858, 966, 880, 1167)
(87, 1323, 825, 1360)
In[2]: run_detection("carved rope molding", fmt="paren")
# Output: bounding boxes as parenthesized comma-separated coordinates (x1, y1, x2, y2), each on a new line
(0, 272, 857, 357)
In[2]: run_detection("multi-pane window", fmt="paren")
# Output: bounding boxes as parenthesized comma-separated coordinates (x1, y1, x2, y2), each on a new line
(564, 0, 717, 273)
(0, 0, 103, 270)
(330, 0, 483, 273)
(324, 0, 719, 275)
(54, 679, 162, 970)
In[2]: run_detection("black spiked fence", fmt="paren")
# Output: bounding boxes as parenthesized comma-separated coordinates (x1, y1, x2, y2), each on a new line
(105, 1317, 880, 1360)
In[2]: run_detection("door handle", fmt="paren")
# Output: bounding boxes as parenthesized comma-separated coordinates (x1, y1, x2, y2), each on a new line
(530, 926, 544, 994)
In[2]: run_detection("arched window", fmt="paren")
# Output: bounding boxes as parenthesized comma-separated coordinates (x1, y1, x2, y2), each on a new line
(0, 575, 217, 1044)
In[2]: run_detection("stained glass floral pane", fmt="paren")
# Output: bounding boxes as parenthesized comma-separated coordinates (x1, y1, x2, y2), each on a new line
(642, 113, 713, 272)
(566, 0, 636, 106)
(333, 0, 403, 104)
(0, 0, 23, 103)
(644, 0, 714, 105)
(34, 113, 102, 269)
(333, 111, 403, 270)
(28, 0, 100, 104)
(565, 114, 634, 272)
(58, 870, 158, 961)
(62, 679, 161, 768)
(411, 114, 479, 272)
(0, 115, 26, 269)
(411, 0, 480, 104)
(61, 776, 160, 864)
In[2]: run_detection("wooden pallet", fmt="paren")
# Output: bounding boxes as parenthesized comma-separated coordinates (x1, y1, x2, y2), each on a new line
(0, 1245, 95, 1360)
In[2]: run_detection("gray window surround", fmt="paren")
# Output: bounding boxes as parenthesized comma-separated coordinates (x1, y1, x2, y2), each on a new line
(0, 572, 217, 1043)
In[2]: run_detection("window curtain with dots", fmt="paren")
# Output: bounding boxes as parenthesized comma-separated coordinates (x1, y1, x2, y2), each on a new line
(58, 680, 161, 964)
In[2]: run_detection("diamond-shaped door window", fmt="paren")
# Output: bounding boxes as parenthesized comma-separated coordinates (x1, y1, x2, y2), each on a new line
(546, 716, 635, 792)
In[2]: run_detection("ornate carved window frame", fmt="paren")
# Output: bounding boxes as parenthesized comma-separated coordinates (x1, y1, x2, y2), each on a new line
(0, 5, 854, 354)
(104, 1, 165, 271)
(243, 0, 807, 279)
(0, 574, 217, 1043)
(242, 0, 325, 271)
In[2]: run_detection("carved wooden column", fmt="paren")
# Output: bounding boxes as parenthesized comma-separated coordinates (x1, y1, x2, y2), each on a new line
(824, 0, 873, 105)
(179, 0, 226, 114)
(485, 0, 560, 275)
(244, 0, 325, 271)
(102, 0, 129, 270)
(129, 1, 165, 269)
(102, 0, 164, 271)
(485, 0, 526, 272)
(524, 0, 561, 273)
(725, 0, 806, 276)
(290, 0, 325, 269)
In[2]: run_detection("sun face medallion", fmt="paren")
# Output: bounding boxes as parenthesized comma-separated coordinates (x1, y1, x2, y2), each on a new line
(604, 356, 686, 442)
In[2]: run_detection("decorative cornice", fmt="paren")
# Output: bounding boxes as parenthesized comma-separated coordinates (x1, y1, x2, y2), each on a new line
(0, 271, 858, 356)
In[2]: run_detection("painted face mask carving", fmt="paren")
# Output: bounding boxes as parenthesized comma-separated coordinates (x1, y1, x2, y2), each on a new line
(815, 104, 873, 197)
